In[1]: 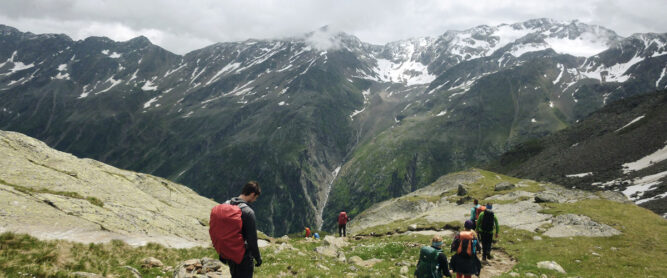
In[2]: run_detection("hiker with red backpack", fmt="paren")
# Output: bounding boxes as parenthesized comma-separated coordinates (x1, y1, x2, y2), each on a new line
(338, 211, 350, 237)
(209, 181, 262, 278)
(449, 220, 482, 278)
(414, 235, 452, 278)
(476, 203, 499, 262)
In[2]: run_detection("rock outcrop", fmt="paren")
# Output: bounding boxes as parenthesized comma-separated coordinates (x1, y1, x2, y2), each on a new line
(0, 130, 218, 247)
(348, 169, 628, 238)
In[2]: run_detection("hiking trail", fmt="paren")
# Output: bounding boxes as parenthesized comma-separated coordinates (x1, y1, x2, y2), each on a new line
(479, 249, 516, 277)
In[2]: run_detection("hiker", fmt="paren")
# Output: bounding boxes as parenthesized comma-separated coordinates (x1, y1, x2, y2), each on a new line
(338, 211, 350, 237)
(470, 199, 481, 226)
(473, 203, 486, 228)
(313, 232, 320, 239)
(305, 227, 311, 238)
(449, 220, 482, 278)
(210, 181, 262, 278)
(415, 235, 452, 277)
(476, 203, 499, 262)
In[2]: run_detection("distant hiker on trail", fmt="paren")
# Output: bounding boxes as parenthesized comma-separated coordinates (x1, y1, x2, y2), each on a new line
(470, 199, 481, 226)
(338, 211, 350, 237)
(476, 203, 499, 262)
(305, 227, 311, 238)
(313, 232, 320, 239)
(449, 220, 482, 278)
(415, 235, 452, 278)
(209, 181, 262, 278)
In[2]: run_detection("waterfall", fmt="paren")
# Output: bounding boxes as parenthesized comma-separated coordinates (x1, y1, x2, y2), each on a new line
(315, 165, 341, 230)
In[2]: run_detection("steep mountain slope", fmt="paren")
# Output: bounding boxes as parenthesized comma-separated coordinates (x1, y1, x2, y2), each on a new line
(0, 130, 218, 247)
(0, 19, 665, 234)
(491, 90, 667, 217)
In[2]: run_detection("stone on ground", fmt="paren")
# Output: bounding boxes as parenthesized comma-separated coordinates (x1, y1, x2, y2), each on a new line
(537, 260, 567, 273)
(494, 182, 515, 191)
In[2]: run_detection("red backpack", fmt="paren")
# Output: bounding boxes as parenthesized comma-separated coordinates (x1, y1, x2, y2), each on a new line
(338, 211, 348, 225)
(209, 202, 247, 264)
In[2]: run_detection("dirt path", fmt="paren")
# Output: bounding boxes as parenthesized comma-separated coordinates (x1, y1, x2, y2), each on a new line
(479, 249, 516, 277)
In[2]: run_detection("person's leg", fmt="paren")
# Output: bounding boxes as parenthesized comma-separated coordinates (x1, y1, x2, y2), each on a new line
(487, 236, 494, 259)
(233, 255, 254, 278)
(456, 273, 463, 278)
(343, 224, 347, 237)
(464, 275, 472, 278)
(338, 225, 342, 237)
(481, 233, 492, 260)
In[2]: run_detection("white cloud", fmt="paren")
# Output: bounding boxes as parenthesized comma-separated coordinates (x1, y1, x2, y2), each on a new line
(0, 0, 664, 54)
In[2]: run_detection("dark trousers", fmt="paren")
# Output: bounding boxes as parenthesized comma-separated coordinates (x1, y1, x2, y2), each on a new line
(338, 224, 347, 237)
(221, 254, 254, 278)
(480, 232, 493, 260)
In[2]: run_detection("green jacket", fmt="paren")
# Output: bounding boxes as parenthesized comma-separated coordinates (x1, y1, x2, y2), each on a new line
(476, 211, 498, 235)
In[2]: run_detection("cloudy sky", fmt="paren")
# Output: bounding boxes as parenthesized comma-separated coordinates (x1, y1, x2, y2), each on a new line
(0, 0, 665, 54)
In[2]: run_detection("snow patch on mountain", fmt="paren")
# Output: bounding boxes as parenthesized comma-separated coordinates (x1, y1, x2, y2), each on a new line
(350, 89, 370, 119)
(616, 115, 645, 132)
(509, 43, 548, 57)
(144, 97, 158, 108)
(374, 58, 435, 86)
(657, 67, 667, 88)
(622, 144, 667, 174)
(206, 62, 240, 86)
(566, 172, 593, 178)
(486, 24, 534, 56)
(2, 51, 34, 75)
(581, 55, 644, 83)
(98, 77, 122, 93)
(622, 171, 667, 202)
(54, 72, 70, 80)
(141, 80, 158, 91)
(79, 84, 93, 99)
(553, 64, 565, 84)
(544, 33, 611, 57)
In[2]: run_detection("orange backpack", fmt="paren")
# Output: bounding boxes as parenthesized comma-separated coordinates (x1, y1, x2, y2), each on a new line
(456, 231, 475, 256)
(475, 206, 486, 220)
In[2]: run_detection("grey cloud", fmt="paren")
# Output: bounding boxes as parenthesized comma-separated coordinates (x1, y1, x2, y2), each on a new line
(0, 0, 665, 54)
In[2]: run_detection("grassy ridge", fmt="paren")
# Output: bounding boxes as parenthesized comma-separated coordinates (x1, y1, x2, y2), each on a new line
(0, 233, 216, 277)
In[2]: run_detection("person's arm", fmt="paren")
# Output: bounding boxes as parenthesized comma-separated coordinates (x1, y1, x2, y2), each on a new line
(494, 214, 499, 238)
(450, 234, 459, 252)
(476, 212, 483, 233)
(438, 253, 451, 277)
(241, 208, 261, 264)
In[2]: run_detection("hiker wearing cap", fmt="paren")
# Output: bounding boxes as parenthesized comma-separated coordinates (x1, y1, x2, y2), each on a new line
(415, 235, 452, 277)
(449, 220, 482, 278)
(476, 203, 499, 262)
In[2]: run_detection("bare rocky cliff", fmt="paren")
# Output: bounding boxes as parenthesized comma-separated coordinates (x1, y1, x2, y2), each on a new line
(0, 130, 218, 247)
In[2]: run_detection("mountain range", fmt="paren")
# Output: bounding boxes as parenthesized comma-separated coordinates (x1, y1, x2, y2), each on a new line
(1, 18, 665, 235)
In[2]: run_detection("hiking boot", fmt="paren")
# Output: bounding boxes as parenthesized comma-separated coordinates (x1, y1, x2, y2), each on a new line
(487, 254, 494, 259)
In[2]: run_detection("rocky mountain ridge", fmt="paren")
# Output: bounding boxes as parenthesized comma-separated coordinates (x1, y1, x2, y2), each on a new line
(1, 18, 665, 234)
(0, 130, 217, 247)
(347, 169, 628, 236)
